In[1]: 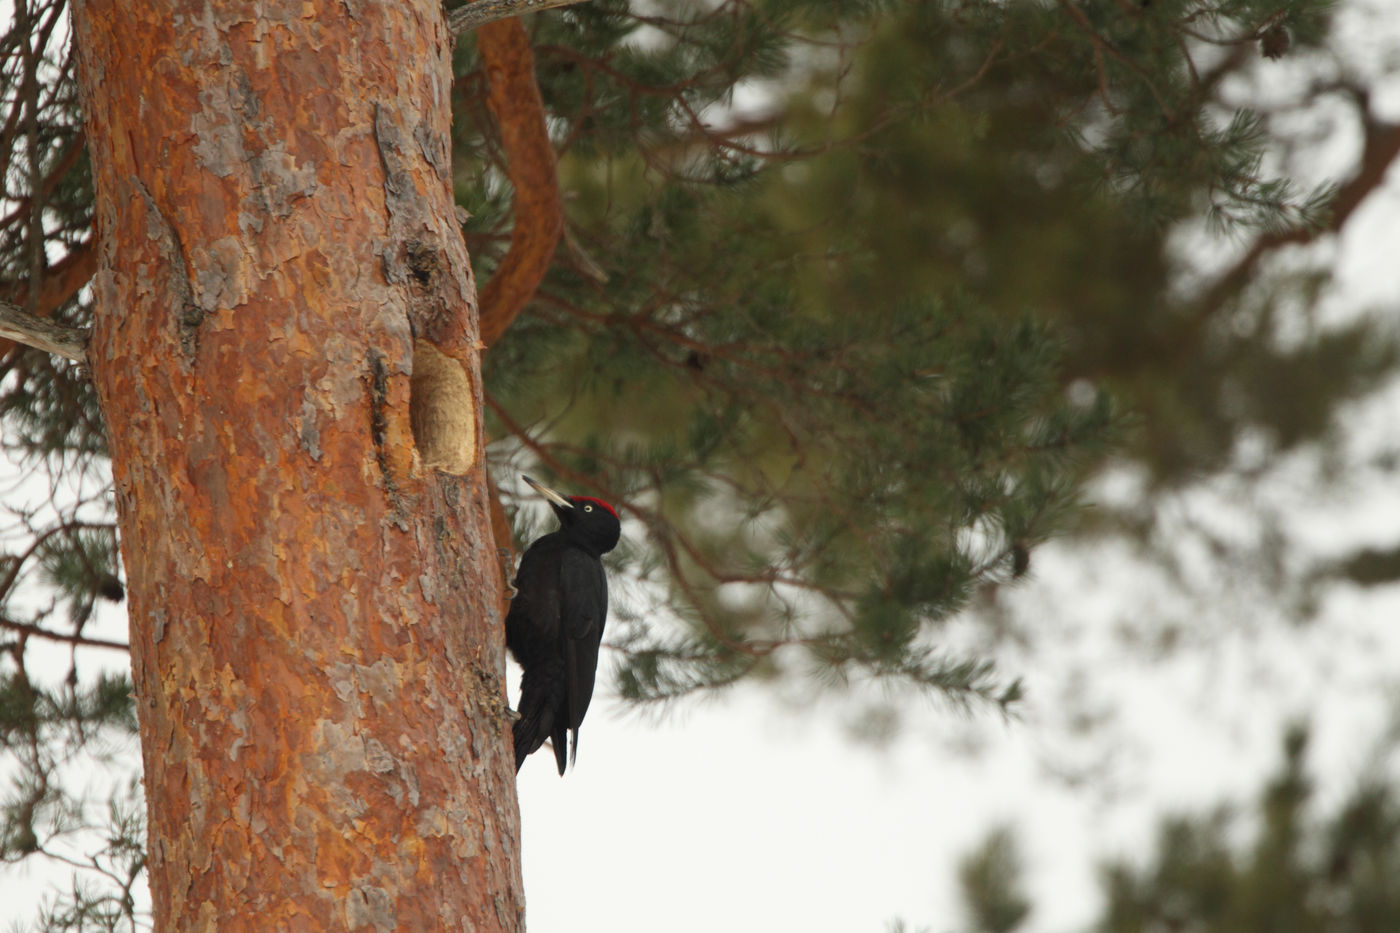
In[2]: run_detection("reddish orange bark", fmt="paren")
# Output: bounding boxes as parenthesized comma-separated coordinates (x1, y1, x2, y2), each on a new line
(69, 1, 523, 929)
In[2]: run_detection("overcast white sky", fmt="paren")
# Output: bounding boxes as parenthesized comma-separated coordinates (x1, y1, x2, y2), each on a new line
(4, 1, 1400, 931)
(513, 526, 1400, 931)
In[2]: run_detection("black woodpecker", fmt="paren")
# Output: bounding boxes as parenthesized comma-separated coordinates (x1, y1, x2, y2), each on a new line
(507, 474, 621, 774)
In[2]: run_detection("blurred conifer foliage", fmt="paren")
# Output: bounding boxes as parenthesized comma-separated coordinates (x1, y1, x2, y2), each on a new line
(2, 0, 1396, 925)
(950, 726, 1400, 932)
(460, 0, 1391, 701)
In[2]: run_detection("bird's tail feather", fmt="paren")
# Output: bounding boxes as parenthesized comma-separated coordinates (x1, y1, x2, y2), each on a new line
(514, 663, 565, 773)
(551, 719, 568, 776)
(513, 707, 550, 772)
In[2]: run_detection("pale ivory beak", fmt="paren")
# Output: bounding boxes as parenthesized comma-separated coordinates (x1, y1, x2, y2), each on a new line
(522, 474, 573, 510)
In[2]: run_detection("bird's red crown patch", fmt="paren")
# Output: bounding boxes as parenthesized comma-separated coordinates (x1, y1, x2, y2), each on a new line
(572, 496, 617, 519)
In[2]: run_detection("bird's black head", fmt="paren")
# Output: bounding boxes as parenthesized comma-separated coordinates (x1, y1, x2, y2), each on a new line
(522, 475, 621, 555)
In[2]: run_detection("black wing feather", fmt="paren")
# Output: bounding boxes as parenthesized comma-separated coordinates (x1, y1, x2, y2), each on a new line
(559, 548, 608, 763)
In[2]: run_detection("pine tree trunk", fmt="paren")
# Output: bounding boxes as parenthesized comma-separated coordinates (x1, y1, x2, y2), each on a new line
(69, 1, 524, 928)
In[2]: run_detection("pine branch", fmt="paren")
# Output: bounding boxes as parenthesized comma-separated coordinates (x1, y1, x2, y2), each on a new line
(0, 614, 128, 651)
(0, 299, 88, 363)
(476, 18, 564, 346)
(0, 235, 96, 305)
(448, 0, 590, 35)
(0, 130, 86, 237)
(1191, 102, 1400, 324)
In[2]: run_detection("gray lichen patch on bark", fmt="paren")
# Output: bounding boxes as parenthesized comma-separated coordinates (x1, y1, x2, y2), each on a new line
(345, 885, 396, 933)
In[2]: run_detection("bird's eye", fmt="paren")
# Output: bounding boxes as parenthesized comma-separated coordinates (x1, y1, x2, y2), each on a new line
(584, 505, 593, 512)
